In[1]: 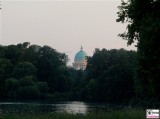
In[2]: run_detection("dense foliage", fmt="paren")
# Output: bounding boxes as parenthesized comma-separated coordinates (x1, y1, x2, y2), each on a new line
(0, 42, 136, 104)
(117, 0, 160, 102)
(0, 42, 72, 99)
(85, 48, 136, 103)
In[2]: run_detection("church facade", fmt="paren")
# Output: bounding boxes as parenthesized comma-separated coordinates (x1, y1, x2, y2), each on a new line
(73, 46, 87, 70)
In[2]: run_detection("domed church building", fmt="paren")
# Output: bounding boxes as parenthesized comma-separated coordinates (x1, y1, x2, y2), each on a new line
(73, 46, 87, 70)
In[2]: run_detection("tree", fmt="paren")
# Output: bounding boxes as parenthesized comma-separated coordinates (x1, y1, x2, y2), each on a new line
(0, 58, 12, 97)
(36, 46, 69, 93)
(6, 78, 18, 97)
(21, 45, 40, 65)
(86, 49, 136, 103)
(87, 79, 97, 100)
(12, 62, 36, 79)
(117, 0, 160, 101)
(36, 82, 49, 95)
(4, 45, 20, 64)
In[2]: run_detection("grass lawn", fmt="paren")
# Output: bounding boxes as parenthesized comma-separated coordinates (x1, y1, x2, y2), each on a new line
(0, 109, 145, 119)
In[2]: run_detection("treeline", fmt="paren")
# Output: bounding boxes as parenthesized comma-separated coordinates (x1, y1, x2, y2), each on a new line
(0, 42, 137, 104)
(84, 48, 136, 103)
(0, 42, 72, 99)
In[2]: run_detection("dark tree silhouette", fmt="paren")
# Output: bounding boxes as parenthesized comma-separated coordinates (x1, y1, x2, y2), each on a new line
(117, 0, 160, 102)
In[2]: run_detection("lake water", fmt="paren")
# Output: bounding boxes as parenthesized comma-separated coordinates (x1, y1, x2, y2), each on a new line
(0, 101, 126, 114)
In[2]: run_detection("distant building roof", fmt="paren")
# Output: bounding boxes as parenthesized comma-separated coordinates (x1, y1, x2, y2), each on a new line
(74, 46, 87, 62)
(73, 46, 88, 70)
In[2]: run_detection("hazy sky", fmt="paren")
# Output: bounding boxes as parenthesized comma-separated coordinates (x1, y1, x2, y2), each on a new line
(1, 0, 136, 65)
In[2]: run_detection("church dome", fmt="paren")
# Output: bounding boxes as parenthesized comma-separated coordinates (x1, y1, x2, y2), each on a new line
(74, 46, 87, 63)
(73, 46, 87, 70)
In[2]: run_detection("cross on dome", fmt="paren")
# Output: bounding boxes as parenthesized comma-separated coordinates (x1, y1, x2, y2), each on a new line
(81, 45, 83, 50)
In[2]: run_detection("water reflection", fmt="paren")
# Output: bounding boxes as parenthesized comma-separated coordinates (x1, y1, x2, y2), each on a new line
(0, 102, 54, 114)
(0, 101, 125, 114)
(56, 101, 88, 114)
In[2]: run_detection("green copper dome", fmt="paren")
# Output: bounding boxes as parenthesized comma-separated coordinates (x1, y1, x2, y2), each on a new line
(74, 46, 87, 62)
